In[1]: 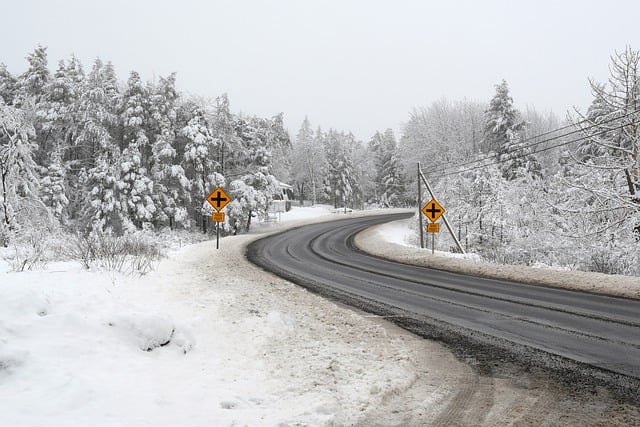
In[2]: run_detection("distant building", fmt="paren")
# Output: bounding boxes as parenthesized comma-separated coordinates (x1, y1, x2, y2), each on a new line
(270, 181, 294, 214)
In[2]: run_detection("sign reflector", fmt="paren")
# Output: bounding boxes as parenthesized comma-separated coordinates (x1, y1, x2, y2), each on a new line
(211, 212, 225, 223)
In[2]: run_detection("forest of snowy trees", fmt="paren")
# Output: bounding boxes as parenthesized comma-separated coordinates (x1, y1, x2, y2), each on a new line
(1, 45, 639, 275)
(0, 46, 292, 245)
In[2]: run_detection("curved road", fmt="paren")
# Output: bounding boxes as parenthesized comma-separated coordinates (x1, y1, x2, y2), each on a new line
(247, 212, 640, 385)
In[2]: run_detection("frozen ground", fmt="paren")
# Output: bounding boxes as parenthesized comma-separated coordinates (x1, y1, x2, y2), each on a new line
(1, 206, 639, 426)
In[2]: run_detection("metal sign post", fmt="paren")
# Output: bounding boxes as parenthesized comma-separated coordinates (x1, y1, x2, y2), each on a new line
(426, 222, 440, 255)
(206, 187, 232, 250)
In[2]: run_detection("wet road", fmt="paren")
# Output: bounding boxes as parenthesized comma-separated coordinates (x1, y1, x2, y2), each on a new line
(247, 213, 640, 380)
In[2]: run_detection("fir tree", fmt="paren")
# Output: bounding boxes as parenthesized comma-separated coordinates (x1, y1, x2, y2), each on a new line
(182, 107, 220, 231)
(0, 63, 18, 105)
(483, 80, 541, 180)
(41, 151, 69, 223)
(15, 45, 50, 108)
(149, 74, 189, 229)
(0, 101, 38, 241)
(83, 153, 124, 233)
(118, 141, 155, 228)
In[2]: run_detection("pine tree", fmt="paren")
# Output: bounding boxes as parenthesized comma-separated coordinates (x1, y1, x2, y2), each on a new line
(116, 71, 156, 228)
(291, 117, 327, 205)
(0, 101, 38, 242)
(75, 59, 122, 231)
(75, 59, 119, 165)
(379, 130, 407, 207)
(118, 141, 155, 228)
(0, 63, 18, 105)
(182, 107, 220, 231)
(149, 73, 189, 229)
(483, 80, 541, 180)
(482, 80, 523, 154)
(15, 45, 50, 108)
(150, 123, 190, 229)
(38, 56, 84, 166)
(120, 71, 150, 158)
(83, 153, 124, 233)
(324, 130, 357, 208)
(41, 151, 69, 223)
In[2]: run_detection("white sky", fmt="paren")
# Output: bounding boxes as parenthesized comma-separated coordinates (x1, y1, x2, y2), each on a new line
(2, 0, 639, 141)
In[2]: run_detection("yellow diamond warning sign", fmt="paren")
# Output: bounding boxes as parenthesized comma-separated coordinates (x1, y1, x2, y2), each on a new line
(206, 187, 231, 212)
(422, 199, 445, 223)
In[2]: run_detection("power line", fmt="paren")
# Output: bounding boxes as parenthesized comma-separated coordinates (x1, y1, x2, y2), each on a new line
(422, 108, 640, 176)
(436, 118, 640, 178)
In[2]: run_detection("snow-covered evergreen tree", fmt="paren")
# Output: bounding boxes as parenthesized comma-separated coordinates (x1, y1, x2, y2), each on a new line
(0, 101, 38, 243)
(15, 45, 50, 108)
(482, 80, 523, 153)
(117, 71, 156, 228)
(369, 129, 406, 207)
(82, 154, 124, 233)
(75, 58, 119, 165)
(0, 64, 18, 105)
(39, 57, 84, 153)
(324, 130, 358, 208)
(118, 141, 155, 229)
(148, 73, 189, 229)
(291, 117, 327, 205)
(182, 107, 221, 230)
(75, 59, 122, 231)
(40, 151, 69, 223)
(120, 71, 150, 156)
(483, 80, 541, 180)
(379, 133, 407, 207)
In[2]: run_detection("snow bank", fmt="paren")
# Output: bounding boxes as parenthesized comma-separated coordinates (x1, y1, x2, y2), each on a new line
(355, 217, 640, 300)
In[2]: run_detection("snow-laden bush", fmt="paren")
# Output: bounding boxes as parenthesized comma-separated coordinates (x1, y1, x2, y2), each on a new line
(3, 233, 48, 272)
(69, 229, 164, 275)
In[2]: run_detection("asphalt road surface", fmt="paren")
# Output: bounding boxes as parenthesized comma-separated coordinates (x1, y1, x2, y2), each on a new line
(247, 212, 640, 390)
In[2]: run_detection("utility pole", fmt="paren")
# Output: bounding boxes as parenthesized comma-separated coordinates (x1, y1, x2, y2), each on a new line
(418, 163, 466, 254)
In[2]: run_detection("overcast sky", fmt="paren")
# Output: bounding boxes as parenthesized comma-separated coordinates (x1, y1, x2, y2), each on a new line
(2, 0, 639, 141)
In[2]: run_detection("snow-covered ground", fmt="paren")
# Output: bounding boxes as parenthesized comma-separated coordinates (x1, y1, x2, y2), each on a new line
(357, 216, 640, 300)
(2, 207, 639, 426)
(0, 206, 461, 426)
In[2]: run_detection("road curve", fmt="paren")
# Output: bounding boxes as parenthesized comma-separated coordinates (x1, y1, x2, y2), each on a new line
(247, 212, 640, 384)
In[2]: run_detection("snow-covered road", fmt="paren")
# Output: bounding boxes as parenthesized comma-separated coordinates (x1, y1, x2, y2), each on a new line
(2, 207, 639, 425)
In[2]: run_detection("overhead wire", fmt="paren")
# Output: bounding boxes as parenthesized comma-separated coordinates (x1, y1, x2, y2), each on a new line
(421, 108, 640, 176)
(436, 118, 640, 178)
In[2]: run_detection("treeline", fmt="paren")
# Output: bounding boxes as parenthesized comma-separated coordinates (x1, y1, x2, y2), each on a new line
(289, 119, 409, 209)
(0, 46, 290, 245)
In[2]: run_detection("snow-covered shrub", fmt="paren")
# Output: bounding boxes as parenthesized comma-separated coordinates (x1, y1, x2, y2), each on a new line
(69, 229, 164, 275)
(583, 241, 639, 276)
(3, 231, 49, 272)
